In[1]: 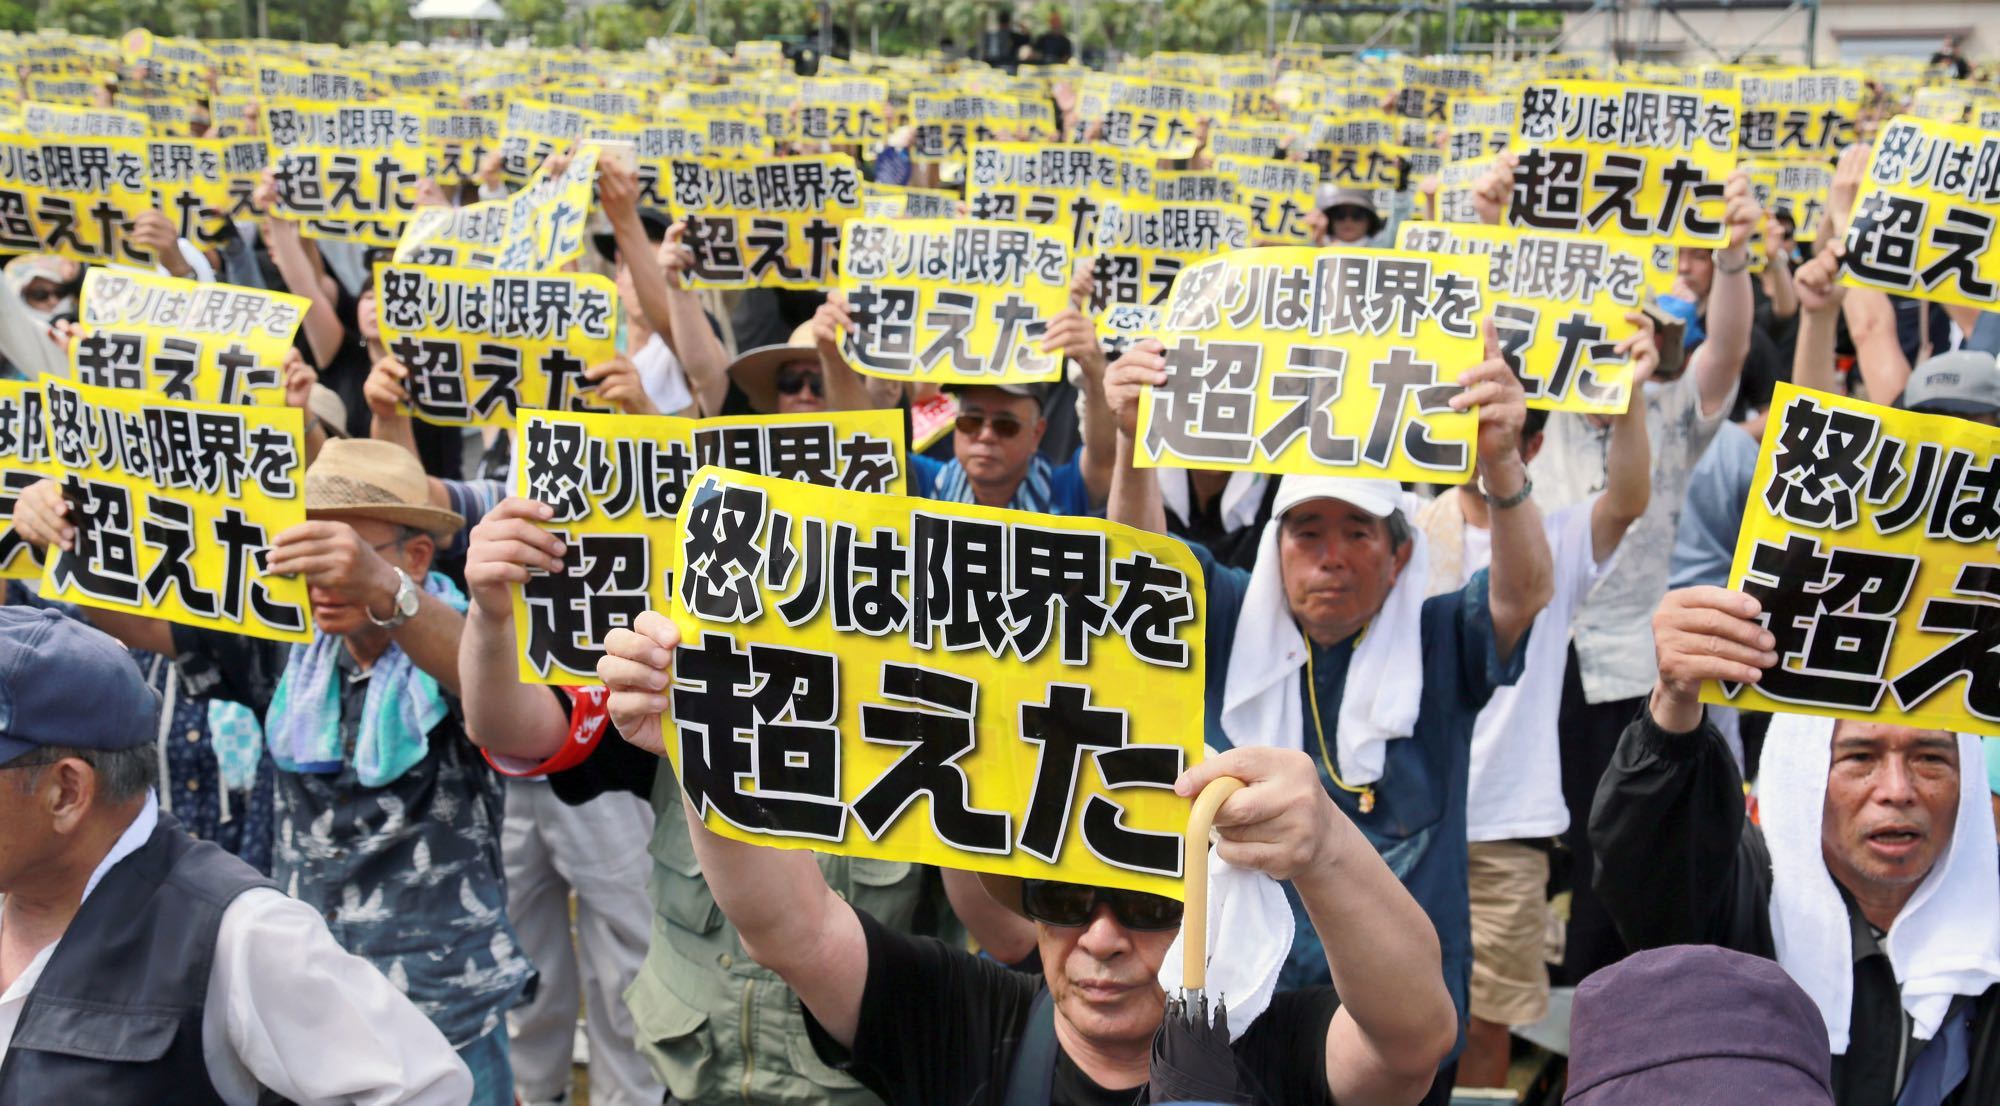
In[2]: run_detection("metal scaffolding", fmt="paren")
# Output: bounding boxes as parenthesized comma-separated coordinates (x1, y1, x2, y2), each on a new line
(1268, 0, 1820, 64)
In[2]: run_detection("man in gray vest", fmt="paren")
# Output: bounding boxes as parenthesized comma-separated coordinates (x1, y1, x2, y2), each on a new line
(0, 606, 471, 1105)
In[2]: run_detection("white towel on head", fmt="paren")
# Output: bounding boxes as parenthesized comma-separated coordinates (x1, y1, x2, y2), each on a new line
(1218, 499, 1428, 785)
(1759, 712, 2000, 1053)
(1157, 847, 1292, 1042)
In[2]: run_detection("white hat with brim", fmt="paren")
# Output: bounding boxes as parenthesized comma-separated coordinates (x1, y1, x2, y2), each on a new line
(1272, 474, 1403, 520)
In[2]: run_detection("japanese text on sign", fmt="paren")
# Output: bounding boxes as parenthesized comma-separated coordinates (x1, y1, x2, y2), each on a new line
(0, 381, 49, 581)
(673, 155, 862, 290)
(1705, 383, 2000, 735)
(1509, 80, 1740, 247)
(1840, 114, 2000, 312)
(1397, 221, 1676, 413)
(39, 377, 311, 643)
(394, 147, 598, 272)
(509, 407, 908, 684)
(73, 269, 307, 405)
(375, 264, 620, 428)
(1137, 246, 1485, 483)
(839, 218, 1071, 384)
(667, 466, 1206, 897)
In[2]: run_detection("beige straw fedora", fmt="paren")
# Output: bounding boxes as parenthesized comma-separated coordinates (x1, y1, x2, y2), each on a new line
(303, 439, 464, 539)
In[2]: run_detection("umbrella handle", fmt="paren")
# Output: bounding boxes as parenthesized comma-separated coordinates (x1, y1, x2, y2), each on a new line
(1183, 775, 1245, 992)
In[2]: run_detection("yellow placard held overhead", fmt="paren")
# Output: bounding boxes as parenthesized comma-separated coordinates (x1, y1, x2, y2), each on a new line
(263, 102, 427, 226)
(395, 147, 598, 271)
(1507, 80, 1741, 247)
(39, 378, 311, 644)
(1704, 383, 2000, 736)
(1734, 68, 1862, 156)
(1089, 196, 1254, 356)
(1397, 221, 1677, 414)
(666, 466, 1207, 898)
(72, 269, 308, 405)
(0, 135, 160, 266)
(1136, 246, 1487, 483)
(0, 381, 50, 581)
(672, 155, 862, 290)
(1078, 77, 1229, 160)
(966, 142, 1153, 251)
(838, 218, 1072, 385)
(1215, 156, 1318, 243)
(508, 407, 909, 685)
(1840, 115, 2000, 313)
(1743, 159, 1834, 243)
(375, 264, 620, 429)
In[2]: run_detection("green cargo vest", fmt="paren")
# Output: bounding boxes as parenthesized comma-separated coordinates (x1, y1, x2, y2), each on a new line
(626, 768, 931, 1105)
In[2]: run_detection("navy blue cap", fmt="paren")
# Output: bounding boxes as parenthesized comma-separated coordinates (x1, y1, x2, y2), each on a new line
(0, 606, 160, 766)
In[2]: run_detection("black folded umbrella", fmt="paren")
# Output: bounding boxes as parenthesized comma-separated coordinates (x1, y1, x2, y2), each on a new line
(1149, 776, 1253, 1106)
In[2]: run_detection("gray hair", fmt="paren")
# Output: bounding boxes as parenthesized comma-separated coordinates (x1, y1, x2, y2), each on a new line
(1385, 510, 1411, 551)
(12, 744, 157, 803)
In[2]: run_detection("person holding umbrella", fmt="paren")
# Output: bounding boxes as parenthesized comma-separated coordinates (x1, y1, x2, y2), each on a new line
(595, 611, 1460, 1106)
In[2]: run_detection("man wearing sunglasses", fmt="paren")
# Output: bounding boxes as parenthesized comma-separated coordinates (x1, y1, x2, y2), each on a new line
(810, 284, 1117, 516)
(596, 611, 1459, 1106)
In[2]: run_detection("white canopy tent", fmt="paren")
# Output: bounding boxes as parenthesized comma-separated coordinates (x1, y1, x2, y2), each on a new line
(410, 0, 505, 21)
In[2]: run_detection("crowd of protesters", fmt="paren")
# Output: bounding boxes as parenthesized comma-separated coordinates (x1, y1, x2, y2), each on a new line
(2, 22, 2000, 1106)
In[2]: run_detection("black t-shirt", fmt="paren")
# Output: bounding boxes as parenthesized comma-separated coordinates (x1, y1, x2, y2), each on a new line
(802, 908, 1339, 1106)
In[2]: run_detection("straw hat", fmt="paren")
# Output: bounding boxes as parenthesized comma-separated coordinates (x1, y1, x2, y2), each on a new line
(725, 319, 822, 413)
(308, 384, 351, 439)
(303, 439, 464, 539)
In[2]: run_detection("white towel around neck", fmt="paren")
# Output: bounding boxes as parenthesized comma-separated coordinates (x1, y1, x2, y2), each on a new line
(1218, 502, 1428, 785)
(1158, 470, 1268, 535)
(1759, 712, 2000, 1053)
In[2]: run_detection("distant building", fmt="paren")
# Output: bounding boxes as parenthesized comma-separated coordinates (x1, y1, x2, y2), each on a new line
(1558, 0, 1985, 66)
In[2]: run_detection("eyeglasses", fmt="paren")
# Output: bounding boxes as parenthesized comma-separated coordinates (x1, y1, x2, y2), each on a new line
(776, 368, 824, 397)
(1020, 879, 1184, 931)
(1330, 207, 1372, 222)
(955, 413, 1025, 439)
(21, 283, 64, 308)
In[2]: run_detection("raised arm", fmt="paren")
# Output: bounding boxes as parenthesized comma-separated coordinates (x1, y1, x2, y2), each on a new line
(1457, 320, 1551, 661)
(253, 171, 345, 368)
(1842, 286, 1912, 404)
(657, 223, 732, 417)
(811, 293, 905, 412)
(1101, 340, 1169, 534)
(1589, 587, 1776, 951)
(1047, 261, 1114, 508)
(1791, 245, 1848, 395)
(598, 159, 676, 341)
(1689, 170, 1762, 419)
(458, 497, 574, 760)
(1177, 748, 1457, 1106)
(598, 612, 872, 1046)
(1590, 311, 1657, 562)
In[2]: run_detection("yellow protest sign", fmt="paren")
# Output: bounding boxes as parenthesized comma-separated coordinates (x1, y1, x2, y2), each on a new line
(0, 381, 50, 581)
(966, 142, 1153, 251)
(585, 121, 705, 209)
(1091, 195, 1254, 312)
(72, 269, 307, 405)
(1215, 155, 1318, 242)
(1078, 77, 1229, 159)
(1135, 246, 1486, 483)
(499, 98, 607, 185)
(0, 135, 160, 266)
(911, 93, 990, 164)
(1437, 158, 1493, 224)
(1507, 80, 1740, 247)
(672, 155, 862, 289)
(859, 183, 960, 220)
(395, 147, 598, 271)
(39, 377, 311, 644)
(796, 78, 890, 144)
(21, 102, 149, 138)
(1152, 171, 1237, 204)
(145, 137, 235, 248)
(1839, 114, 2000, 313)
(665, 465, 1206, 897)
(1397, 220, 1676, 413)
(508, 407, 909, 684)
(424, 109, 504, 187)
(1447, 95, 1514, 162)
(837, 218, 1071, 384)
(1743, 158, 1834, 242)
(1703, 383, 2000, 735)
(1735, 68, 1861, 156)
(263, 102, 426, 225)
(375, 263, 619, 429)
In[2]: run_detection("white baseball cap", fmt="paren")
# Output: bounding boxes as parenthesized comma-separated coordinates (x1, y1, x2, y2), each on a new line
(1271, 475, 1404, 520)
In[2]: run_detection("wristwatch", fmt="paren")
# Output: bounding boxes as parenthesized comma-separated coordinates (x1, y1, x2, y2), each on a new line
(1715, 247, 1751, 275)
(1479, 473, 1534, 510)
(368, 567, 421, 630)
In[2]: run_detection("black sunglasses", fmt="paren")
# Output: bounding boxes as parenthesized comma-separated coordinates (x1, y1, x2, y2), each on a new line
(955, 412, 1025, 439)
(777, 368, 824, 397)
(1021, 879, 1184, 931)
